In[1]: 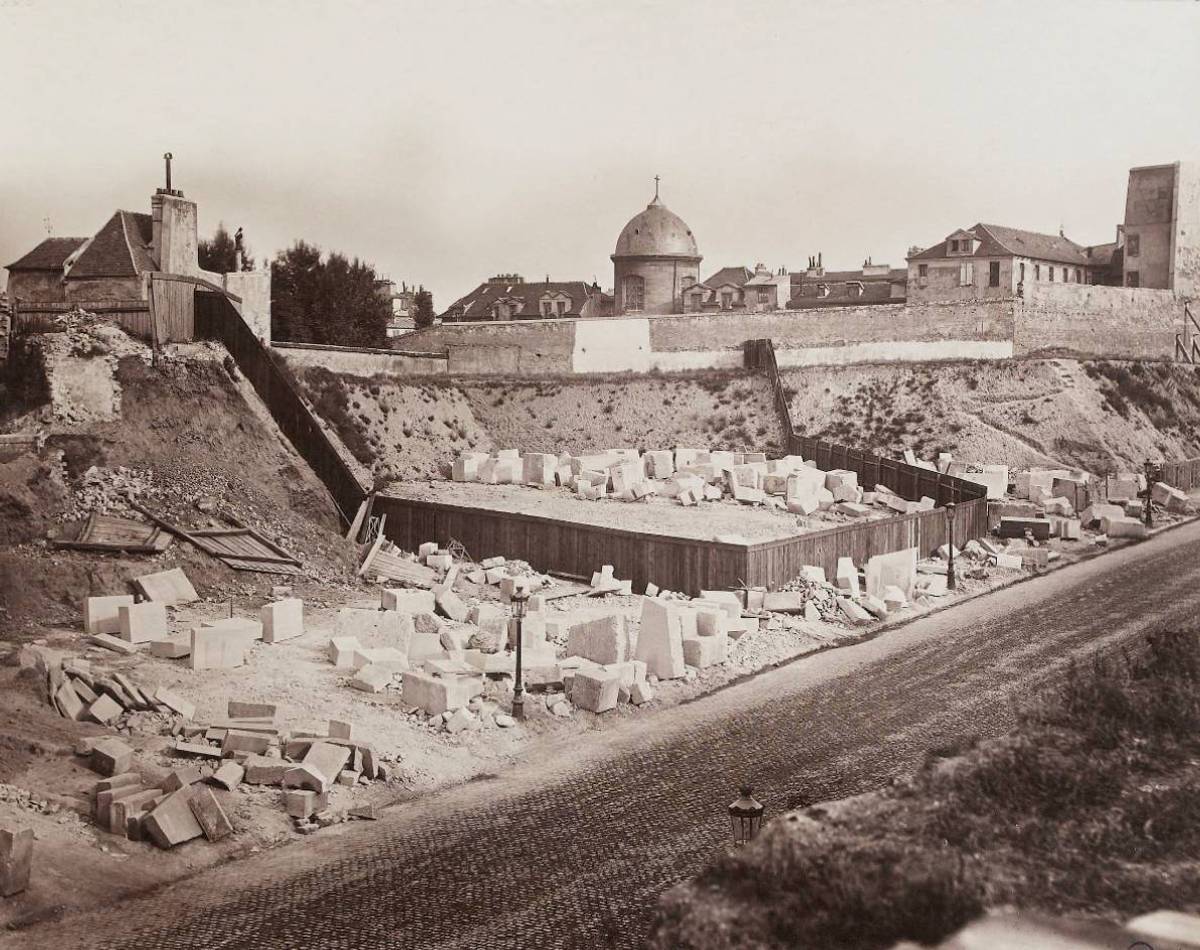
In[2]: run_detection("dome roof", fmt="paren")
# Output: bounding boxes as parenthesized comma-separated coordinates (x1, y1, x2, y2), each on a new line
(613, 196, 700, 259)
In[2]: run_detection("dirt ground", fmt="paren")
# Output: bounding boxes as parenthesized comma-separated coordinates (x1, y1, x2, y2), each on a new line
(381, 479, 896, 543)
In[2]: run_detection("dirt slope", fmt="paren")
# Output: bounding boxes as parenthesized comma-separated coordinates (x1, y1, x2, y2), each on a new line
(292, 366, 784, 481)
(0, 321, 358, 633)
(783, 358, 1200, 472)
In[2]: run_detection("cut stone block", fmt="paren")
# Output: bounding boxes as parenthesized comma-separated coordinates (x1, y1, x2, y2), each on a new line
(0, 827, 34, 897)
(838, 598, 873, 625)
(564, 613, 630, 664)
(435, 589, 469, 623)
(1102, 516, 1149, 539)
(283, 763, 329, 794)
(151, 636, 191, 659)
(133, 567, 199, 606)
(630, 681, 653, 705)
(645, 450, 675, 479)
(303, 742, 351, 786)
(174, 740, 222, 759)
(261, 598, 304, 643)
(351, 664, 395, 693)
(682, 635, 726, 668)
(84, 595, 135, 636)
(222, 730, 272, 755)
(190, 626, 246, 671)
(284, 789, 328, 818)
(695, 609, 728, 638)
(523, 452, 557, 486)
(188, 786, 233, 842)
(997, 517, 1052, 540)
(328, 636, 364, 668)
(118, 601, 168, 644)
(242, 755, 289, 785)
(87, 694, 124, 725)
(835, 557, 860, 598)
(54, 680, 86, 721)
(154, 687, 196, 721)
(835, 502, 872, 518)
(143, 787, 204, 849)
(209, 761, 244, 791)
(881, 586, 907, 611)
(1080, 503, 1125, 528)
(109, 789, 162, 836)
(634, 598, 686, 680)
(381, 589, 436, 613)
(864, 547, 918, 600)
(402, 670, 483, 716)
(571, 669, 621, 713)
(825, 469, 859, 502)
(334, 608, 413, 652)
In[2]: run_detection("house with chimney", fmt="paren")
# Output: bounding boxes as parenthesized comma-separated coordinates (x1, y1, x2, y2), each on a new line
(440, 275, 611, 322)
(5, 158, 271, 341)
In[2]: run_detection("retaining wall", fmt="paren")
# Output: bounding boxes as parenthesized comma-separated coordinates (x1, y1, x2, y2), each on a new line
(1014, 283, 1178, 359)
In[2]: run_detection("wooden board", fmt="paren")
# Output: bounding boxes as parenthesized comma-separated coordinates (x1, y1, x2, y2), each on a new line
(53, 513, 173, 554)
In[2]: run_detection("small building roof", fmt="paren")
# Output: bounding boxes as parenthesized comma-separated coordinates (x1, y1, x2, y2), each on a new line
(908, 223, 1093, 267)
(67, 211, 156, 279)
(6, 236, 88, 272)
(703, 266, 753, 288)
(441, 279, 599, 319)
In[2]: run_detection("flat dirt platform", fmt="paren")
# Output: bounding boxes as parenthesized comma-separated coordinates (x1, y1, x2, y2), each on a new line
(382, 480, 894, 543)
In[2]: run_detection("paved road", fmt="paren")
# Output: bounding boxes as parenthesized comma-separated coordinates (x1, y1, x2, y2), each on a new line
(12, 521, 1200, 950)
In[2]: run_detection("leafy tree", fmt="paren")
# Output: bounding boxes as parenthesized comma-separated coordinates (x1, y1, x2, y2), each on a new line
(198, 224, 254, 273)
(413, 288, 435, 329)
(270, 241, 390, 347)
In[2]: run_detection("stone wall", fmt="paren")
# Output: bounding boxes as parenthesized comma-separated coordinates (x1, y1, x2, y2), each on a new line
(648, 300, 1015, 351)
(1014, 283, 1178, 359)
(1174, 161, 1200, 299)
(222, 269, 272, 343)
(274, 341, 447, 375)
(403, 318, 577, 373)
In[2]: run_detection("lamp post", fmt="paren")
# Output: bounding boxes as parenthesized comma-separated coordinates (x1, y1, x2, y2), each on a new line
(510, 586, 530, 721)
(944, 501, 957, 591)
(1143, 458, 1156, 528)
(729, 786, 765, 847)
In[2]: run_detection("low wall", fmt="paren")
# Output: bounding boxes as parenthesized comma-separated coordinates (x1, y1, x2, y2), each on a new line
(1014, 283, 1179, 359)
(649, 300, 1015, 352)
(274, 341, 448, 375)
(403, 319, 577, 374)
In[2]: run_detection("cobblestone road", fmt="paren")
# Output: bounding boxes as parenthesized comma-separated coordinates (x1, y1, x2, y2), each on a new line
(11, 522, 1200, 950)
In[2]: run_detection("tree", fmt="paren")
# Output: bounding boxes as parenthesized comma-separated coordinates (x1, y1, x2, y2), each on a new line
(413, 288, 435, 329)
(270, 241, 390, 347)
(198, 223, 254, 273)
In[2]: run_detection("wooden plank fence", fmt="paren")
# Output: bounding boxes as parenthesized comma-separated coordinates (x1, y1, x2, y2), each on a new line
(194, 290, 368, 526)
(11, 299, 153, 340)
(1161, 458, 1200, 492)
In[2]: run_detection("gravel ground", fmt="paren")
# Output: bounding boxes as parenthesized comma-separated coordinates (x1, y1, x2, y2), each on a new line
(381, 479, 894, 542)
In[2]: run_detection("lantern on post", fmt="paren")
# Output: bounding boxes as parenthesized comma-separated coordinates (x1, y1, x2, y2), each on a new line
(944, 501, 957, 591)
(1143, 458, 1157, 528)
(728, 786, 765, 846)
(509, 585, 530, 721)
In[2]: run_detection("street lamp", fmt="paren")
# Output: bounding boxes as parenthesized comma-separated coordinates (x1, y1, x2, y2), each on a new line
(509, 586, 530, 721)
(944, 501, 957, 591)
(728, 785, 765, 847)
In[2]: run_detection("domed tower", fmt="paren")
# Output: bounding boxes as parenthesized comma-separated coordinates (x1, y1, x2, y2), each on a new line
(611, 182, 701, 315)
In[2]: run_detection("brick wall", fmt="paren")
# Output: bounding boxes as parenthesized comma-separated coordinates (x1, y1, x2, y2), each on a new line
(1014, 283, 1179, 359)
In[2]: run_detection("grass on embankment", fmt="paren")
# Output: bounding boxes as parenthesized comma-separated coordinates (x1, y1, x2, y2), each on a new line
(648, 627, 1200, 949)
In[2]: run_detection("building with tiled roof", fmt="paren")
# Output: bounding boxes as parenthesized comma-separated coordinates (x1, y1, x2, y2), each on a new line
(905, 222, 1122, 302)
(789, 255, 907, 308)
(440, 275, 610, 323)
(5, 159, 272, 342)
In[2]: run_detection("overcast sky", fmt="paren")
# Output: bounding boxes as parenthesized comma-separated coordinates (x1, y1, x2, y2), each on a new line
(2, 0, 1198, 306)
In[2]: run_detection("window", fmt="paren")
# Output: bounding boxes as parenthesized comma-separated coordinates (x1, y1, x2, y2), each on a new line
(988, 261, 1000, 287)
(949, 239, 958, 252)
(1127, 233, 1140, 258)
(1034, 264, 1041, 280)
(624, 275, 644, 312)
(541, 302, 553, 317)
(721, 291, 733, 309)
(958, 262, 974, 286)
(757, 288, 769, 304)
(1019, 262, 1026, 283)
(918, 264, 928, 278)
(1049, 266, 1055, 282)
(556, 300, 567, 316)
(1127, 270, 1140, 288)
(1075, 268, 1082, 283)
(691, 292, 705, 311)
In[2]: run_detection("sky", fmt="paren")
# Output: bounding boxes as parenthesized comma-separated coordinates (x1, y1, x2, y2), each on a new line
(1, 0, 1198, 308)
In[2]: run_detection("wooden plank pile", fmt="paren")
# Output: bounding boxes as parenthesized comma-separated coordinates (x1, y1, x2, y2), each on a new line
(132, 504, 302, 574)
(54, 512, 174, 554)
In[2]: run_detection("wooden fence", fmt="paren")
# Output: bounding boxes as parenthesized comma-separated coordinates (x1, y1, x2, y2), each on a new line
(1162, 458, 1200, 491)
(194, 290, 367, 526)
(11, 298, 153, 340)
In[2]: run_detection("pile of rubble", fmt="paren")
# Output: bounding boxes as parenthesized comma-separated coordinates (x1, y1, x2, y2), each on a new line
(61, 464, 165, 521)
